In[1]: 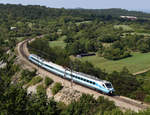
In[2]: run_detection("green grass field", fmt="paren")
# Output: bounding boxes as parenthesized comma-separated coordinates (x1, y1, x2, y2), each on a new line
(78, 52, 150, 73)
(114, 25, 133, 31)
(131, 32, 150, 37)
(16, 37, 25, 42)
(76, 21, 92, 26)
(49, 36, 66, 49)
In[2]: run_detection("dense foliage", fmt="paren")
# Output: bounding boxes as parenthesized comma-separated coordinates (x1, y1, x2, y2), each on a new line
(21, 69, 37, 83)
(62, 94, 117, 115)
(107, 68, 140, 96)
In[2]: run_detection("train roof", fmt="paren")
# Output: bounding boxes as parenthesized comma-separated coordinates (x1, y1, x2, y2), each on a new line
(46, 61, 65, 70)
(30, 54, 106, 83)
(77, 72, 110, 83)
(30, 54, 65, 70)
(73, 71, 102, 81)
(30, 54, 42, 59)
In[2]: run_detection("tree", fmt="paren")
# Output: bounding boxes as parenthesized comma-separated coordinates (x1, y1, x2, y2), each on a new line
(107, 68, 140, 96)
(103, 46, 131, 60)
(0, 85, 28, 115)
(137, 40, 150, 53)
(62, 94, 118, 115)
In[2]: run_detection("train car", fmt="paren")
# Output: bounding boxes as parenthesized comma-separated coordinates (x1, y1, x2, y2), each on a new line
(28, 54, 115, 95)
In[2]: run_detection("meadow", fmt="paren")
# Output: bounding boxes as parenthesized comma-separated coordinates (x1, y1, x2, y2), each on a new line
(49, 35, 66, 49)
(77, 52, 150, 73)
(114, 25, 133, 31)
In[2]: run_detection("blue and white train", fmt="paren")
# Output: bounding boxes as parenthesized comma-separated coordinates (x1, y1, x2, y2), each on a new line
(28, 54, 115, 95)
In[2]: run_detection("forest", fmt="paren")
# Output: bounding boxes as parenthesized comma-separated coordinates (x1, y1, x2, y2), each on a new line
(1, 4, 150, 114)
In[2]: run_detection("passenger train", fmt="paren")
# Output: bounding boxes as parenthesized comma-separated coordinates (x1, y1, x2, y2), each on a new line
(28, 54, 115, 95)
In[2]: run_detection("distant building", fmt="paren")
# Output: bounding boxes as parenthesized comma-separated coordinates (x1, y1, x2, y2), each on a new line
(10, 27, 17, 30)
(76, 53, 96, 58)
(120, 16, 137, 20)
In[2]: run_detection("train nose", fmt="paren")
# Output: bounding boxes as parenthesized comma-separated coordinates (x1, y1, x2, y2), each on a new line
(109, 88, 114, 93)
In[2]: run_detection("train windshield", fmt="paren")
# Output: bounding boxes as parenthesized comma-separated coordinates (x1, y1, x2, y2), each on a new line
(105, 83, 112, 88)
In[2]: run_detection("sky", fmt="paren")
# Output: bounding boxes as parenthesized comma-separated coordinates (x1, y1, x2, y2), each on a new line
(0, 0, 149, 12)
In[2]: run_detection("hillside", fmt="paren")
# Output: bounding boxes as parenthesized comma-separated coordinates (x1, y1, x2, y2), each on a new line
(0, 4, 150, 20)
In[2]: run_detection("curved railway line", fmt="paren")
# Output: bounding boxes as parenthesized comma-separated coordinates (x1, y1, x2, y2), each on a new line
(17, 37, 149, 112)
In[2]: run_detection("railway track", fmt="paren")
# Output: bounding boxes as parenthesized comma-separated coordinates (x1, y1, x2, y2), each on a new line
(17, 37, 149, 112)
(19, 39, 29, 59)
(113, 96, 147, 109)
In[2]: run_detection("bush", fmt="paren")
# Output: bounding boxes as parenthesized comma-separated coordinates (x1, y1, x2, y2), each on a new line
(21, 69, 37, 83)
(107, 68, 140, 96)
(62, 94, 118, 115)
(144, 95, 150, 103)
(103, 48, 131, 60)
(37, 84, 46, 94)
(45, 77, 53, 87)
(28, 76, 43, 86)
(52, 82, 63, 95)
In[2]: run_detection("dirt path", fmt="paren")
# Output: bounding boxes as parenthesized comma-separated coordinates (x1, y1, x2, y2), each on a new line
(133, 68, 150, 75)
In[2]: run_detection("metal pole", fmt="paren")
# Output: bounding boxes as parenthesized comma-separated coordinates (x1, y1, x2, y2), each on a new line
(70, 62, 73, 87)
(37, 56, 40, 75)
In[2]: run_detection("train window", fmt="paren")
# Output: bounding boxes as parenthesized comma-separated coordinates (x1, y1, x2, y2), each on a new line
(103, 84, 105, 87)
(105, 83, 112, 88)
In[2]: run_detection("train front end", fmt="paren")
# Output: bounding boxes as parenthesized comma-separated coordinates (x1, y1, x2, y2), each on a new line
(104, 82, 115, 95)
(97, 80, 115, 95)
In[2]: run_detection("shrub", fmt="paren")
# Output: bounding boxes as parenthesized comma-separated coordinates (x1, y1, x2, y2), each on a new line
(21, 69, 37, 83)
(103, 48, 131, 60)
(45, 77, 53, 87)
(144, 95, 150, 103)
(28, 76, 43, 86)
(52, 82, 63, 95)
(37, 84, 46, 94)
